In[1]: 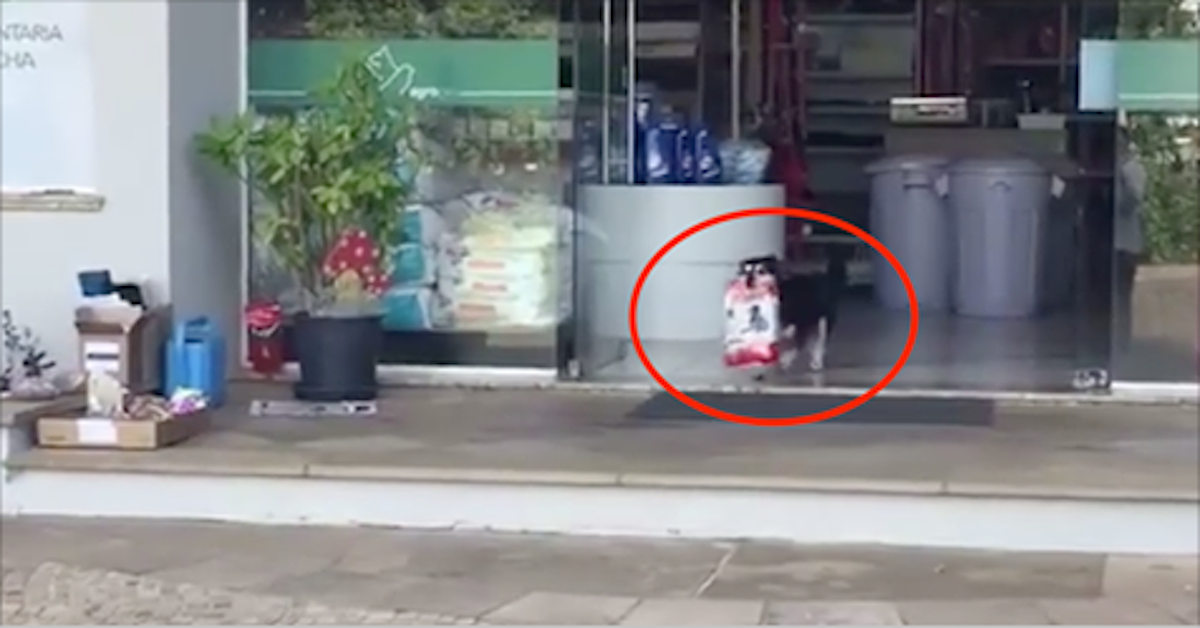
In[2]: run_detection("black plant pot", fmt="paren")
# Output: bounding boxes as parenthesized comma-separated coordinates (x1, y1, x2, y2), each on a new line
(292, 313, 382, 402)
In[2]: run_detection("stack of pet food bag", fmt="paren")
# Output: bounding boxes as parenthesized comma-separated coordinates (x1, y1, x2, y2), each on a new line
(382, 192, 566, 332)
(453, 192, 560, 330)
(382, 205, 458, 330)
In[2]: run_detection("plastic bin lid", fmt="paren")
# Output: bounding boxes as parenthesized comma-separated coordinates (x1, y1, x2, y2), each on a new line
(950, 158, 1048, 175)
(865, 154, 952, 175)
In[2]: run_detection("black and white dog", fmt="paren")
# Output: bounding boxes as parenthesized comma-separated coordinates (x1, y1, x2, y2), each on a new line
(737, 249, 848, 375)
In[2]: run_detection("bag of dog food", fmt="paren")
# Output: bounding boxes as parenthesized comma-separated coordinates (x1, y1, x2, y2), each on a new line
(723, 265, 781, 369)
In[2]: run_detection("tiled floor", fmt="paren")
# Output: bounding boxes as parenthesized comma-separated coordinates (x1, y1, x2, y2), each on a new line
(3, 517, 1197, 625)
(592, 300, 1087, 391)
(10, 384, 1199, 500)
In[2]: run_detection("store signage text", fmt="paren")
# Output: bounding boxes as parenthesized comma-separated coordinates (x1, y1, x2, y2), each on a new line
(364, 45, 442, 100)
(1, 22, 65, 71)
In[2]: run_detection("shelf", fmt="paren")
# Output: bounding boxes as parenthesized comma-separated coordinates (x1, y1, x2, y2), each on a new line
(984, 57, 1080, 68)
(807, 71, 913, 82)
(805, 13, 915, 26)
(806, 146, 883, 156)
(808, 103, 891, 117)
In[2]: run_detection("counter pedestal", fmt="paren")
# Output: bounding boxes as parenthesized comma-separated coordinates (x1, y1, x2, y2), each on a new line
(579, 184, 785, 360)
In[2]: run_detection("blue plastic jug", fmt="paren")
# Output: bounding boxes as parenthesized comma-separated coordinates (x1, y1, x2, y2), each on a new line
(676, 124, 695, 184)
(633, 83, 658, 184)
(165, 317, 227, 408)
(646, 115, 682, 185)
(694, 123, 723, 185)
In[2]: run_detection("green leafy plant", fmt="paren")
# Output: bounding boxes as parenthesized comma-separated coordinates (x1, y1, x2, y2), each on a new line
(196, 57, 427, 314)
(1119, 0, 1199, 264)
(304, 0, 555, 40)
(1119, 0, 1198, 38)
(429, 106, 557, 181)
(1130, 114, 1200, 264)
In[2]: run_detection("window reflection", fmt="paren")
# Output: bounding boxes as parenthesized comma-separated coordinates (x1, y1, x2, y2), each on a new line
(246, 0, 567, 369)
(1113, 0, 1199, 384)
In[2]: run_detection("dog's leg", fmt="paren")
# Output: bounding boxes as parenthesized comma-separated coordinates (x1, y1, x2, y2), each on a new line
(808, 318, 828, 371)
(778, 324, 798, 373)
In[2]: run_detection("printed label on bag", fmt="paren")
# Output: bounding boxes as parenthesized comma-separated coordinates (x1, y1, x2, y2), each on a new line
(82, 341, 121, 374)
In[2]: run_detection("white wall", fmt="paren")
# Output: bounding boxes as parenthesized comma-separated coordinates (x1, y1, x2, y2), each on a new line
(1, 0, 244, 374)
(1, 0, 171, 372)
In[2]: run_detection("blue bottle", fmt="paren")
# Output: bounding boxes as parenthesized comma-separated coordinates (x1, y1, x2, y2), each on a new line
(694, 123, 723, 185)
(633, 83, 657, 184)
(676, 123, 695, 184)
(647, 111, 682, 184)
(165, 317, 227, 408)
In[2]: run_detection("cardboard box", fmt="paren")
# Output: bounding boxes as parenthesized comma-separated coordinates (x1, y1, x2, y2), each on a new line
(36, 401, 209, 450)
(76, 305, 170, 393)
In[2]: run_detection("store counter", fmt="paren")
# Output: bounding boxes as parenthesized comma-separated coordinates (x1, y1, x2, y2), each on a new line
(579, 184, 785, 346)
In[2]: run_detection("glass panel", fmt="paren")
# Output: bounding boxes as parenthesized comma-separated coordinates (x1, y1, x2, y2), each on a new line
(246, 0, 565, 369)
(1112, 0, 1199, 384)
(610, 0, 632, 185)
(570, 0, 632, 378)
(565, 0, 1134, 394)
(1068, 0, 1122, 390)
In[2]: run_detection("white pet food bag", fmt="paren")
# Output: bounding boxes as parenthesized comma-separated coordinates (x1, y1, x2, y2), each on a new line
(723, 267, 781, 369)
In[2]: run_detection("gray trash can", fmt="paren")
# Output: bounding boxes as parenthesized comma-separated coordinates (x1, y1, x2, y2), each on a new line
(949, 158, 1052, 318)
(866, 155, 953, 312)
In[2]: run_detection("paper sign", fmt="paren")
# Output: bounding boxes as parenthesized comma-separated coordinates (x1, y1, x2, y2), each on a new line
(82, 340, 120, 374)
(75, 418, 118, 445)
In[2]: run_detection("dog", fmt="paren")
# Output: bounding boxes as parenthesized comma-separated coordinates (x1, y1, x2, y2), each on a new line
(736, 249, 848, 376)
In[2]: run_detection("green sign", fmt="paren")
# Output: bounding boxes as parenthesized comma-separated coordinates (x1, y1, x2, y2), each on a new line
(248, 39, 558, 107)
(1119, 39, 1200, 111)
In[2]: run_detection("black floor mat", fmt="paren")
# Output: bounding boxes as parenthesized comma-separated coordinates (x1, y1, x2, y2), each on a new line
(628, 392, 996, 426)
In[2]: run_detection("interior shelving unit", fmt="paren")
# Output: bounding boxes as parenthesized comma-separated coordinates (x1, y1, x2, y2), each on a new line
(800, 7, 916, 234)
(787, 4, 916, 284)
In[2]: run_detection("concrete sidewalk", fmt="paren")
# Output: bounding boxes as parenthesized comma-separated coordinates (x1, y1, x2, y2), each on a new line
(2, 517, 1196, 625)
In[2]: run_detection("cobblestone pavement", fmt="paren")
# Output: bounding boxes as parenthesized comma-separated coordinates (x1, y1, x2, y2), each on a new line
(2, 517, 1197, 625)
(1, 562, 476, 625)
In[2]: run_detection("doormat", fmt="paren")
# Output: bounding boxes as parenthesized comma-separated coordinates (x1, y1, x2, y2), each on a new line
(627, 393, 995, 426)
(249, 399, 378, 417)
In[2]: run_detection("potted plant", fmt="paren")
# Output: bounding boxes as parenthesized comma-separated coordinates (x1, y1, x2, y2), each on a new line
(196, 58, 425, 401)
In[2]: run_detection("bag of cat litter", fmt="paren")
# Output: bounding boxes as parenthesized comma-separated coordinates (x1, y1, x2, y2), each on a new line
(391, 243, 436, 286)
(399, 204, 446, 248)
(723, 261, 781, 369)
(381, 286, 436, 331)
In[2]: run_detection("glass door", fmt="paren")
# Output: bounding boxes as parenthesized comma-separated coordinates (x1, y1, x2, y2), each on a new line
(567, 0, 631, 378)
(1069, 0, 1122, 391)
(1109, 1, 1199, 393)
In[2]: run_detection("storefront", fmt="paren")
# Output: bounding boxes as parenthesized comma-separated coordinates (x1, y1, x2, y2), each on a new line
(2, 0, 1195, 399)
(1108, 35, 1200, 397)
(563, 0, 1198, 396)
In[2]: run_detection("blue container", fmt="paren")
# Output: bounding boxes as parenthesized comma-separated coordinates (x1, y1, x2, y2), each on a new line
(633, 83, 658, 184)
(676, 123, 695, 184)
(646, 116, 682, 184)
(165, 317, 227, 407)
(694, 124, 723, 185)
(77, 270, 113, 297)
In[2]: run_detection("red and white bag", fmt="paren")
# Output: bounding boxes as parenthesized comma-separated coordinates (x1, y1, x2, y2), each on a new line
(723, 267, 781, 369)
